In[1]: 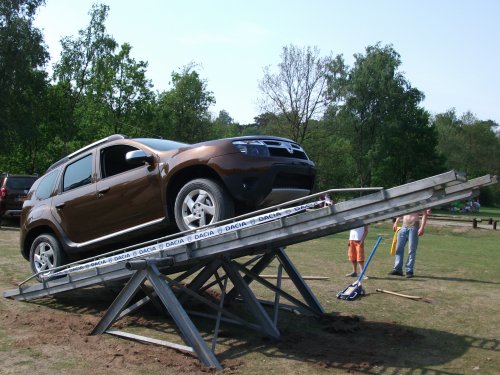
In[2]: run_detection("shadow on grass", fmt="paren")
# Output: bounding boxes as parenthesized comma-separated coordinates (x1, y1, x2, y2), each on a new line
(26, 285, 499, 374)
(369, 274, 500, 285)
(417, 274, 500, 285)
(217, 314, 500, 374)
(0, 216, 20, 230)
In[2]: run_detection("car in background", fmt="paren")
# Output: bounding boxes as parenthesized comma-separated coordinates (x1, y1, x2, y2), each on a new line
(20, 134, 316, 277)
(0, 173, 38, 218)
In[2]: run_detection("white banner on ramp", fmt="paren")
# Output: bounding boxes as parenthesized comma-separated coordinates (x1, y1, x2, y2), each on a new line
(46, 200, 322, 279)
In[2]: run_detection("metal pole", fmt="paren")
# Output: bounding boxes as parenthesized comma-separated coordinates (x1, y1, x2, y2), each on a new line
(212, 272, 228, 352)
(273, 263, 283, 325)
(147, 263, 222, 370)
(221, 258, 280, 339)
(276, 248, 324, 316)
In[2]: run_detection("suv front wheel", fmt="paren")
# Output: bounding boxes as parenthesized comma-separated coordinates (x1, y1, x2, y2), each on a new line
(29, 234, 66, 281)
(174, 178, 234, 232)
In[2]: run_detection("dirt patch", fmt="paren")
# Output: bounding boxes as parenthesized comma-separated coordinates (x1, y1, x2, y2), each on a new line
(2, 302, 218, 374)
(1, 288, 422, 374)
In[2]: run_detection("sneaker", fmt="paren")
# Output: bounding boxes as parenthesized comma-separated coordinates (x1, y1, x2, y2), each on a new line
(362, 275, 369, 280)
(346, 272, 357, 277)
(406, 272, 414, 278)
(388, 270, 403, 276)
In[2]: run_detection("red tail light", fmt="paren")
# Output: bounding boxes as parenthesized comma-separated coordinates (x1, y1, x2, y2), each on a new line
(0, 187, 6, 199)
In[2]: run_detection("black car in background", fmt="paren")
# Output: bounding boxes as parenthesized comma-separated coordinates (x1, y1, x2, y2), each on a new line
(0, 173, 39, 218)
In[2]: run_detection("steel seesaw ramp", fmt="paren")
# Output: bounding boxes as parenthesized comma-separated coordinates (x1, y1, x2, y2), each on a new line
(3, 170, 496, 302)
(2, 170, 497, 370)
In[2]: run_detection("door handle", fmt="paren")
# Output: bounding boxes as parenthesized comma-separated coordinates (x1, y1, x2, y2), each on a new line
(98, 187, 110, 197)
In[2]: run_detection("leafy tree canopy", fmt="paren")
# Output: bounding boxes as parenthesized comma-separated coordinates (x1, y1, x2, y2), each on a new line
(325, 43, 442, 187)
(156, 63, 215, 143)
(0, 0, 48, 172)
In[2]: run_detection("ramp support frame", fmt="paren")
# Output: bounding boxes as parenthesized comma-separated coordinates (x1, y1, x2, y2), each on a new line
(91, 247, 324, 370)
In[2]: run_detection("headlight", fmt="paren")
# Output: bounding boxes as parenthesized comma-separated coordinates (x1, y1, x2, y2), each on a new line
(232, 140, 270, 157)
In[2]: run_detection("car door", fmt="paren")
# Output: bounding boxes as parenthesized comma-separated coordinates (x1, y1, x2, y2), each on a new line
(93, 143, 164, 237)
(50, 152, 99, 244)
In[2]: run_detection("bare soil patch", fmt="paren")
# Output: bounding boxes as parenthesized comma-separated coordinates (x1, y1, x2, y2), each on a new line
(2, 288, 382, 375)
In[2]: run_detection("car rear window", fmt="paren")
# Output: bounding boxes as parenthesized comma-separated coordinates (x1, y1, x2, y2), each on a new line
(6, 177, 38, 190)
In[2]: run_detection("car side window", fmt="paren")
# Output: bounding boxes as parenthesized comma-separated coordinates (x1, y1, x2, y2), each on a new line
(100, 145, 140, 178)
(63, 154, 93, 192)
(35, 170, 58, 200)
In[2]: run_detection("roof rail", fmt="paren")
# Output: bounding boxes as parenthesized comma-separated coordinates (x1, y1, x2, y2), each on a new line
(66, 134, 128, 159)
(46, 134, 129, 172)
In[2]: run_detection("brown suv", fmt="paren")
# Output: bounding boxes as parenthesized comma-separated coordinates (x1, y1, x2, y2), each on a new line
(0, 173, 38, 218)
(20, 134, 316, 276)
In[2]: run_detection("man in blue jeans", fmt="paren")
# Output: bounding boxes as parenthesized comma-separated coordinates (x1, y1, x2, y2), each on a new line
(389, 209, 429, 278)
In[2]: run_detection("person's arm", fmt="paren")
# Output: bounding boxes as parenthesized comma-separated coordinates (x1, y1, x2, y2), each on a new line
(393, 217, 400, 232)
(361, 225, 368, 243)
(418, 210, 427, 236)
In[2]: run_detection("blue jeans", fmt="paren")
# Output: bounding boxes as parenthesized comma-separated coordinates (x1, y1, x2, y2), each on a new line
(393, 226, 419, 274)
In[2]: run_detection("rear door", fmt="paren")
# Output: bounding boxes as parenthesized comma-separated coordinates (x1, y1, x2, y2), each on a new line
(50, 152, 98, 243)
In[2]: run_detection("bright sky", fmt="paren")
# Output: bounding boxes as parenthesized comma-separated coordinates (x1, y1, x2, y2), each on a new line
(34, 0, 500, 125)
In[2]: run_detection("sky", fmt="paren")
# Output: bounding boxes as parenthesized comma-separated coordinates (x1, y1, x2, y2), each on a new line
(33, 0, 500, 125)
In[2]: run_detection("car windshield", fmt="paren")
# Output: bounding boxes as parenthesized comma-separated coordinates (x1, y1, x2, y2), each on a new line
(134, 138, 189, 151)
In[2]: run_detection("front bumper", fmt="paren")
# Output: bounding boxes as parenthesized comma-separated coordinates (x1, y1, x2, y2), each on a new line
(217, 158, 316, 208)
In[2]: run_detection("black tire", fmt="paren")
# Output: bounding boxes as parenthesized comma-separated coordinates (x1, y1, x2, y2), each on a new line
(174, 178, 234, 231)
(29, 234, 67, 281)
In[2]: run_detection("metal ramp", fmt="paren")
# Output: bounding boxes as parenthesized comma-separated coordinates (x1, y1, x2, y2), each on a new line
(3, 170, 497, 369)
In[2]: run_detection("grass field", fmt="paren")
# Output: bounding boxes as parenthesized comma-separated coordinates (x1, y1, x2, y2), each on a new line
(0, 214, 499, 374)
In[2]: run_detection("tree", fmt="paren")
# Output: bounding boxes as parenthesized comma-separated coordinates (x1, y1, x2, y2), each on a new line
(0, 0, 49, 173)
(325, 43, 442, 187)
(433, 110, 464, 170)
(434, 110, 500, 176)
(258, 44, 331, 143)
(434, 110, 500, 204)
(211, 110, 240, 139)
(51, 3, 154, 151)
(96, 42, 154, 136)
(54, 4, 117, 95)
(156, 64, 215, 143)
(52, 3, 118, 151)
(301, 117, 355, 192)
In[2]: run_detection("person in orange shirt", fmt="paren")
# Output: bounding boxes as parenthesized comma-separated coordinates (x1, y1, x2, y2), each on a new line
(346, 225, 369, 279)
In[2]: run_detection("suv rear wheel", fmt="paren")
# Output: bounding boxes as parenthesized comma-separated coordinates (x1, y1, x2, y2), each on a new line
(174, 178, 234, 231)
(29, 234, 66, 281)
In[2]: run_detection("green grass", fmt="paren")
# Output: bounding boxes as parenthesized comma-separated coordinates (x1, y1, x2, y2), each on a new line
(1, 221, 499, 374)
(239, 221, 500, 374)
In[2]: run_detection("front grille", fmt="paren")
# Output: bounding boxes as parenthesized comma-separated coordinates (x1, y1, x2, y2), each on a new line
(261, 140, 309, 160)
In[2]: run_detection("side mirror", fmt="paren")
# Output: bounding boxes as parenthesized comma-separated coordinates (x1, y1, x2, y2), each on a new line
(125, 150, 154, 166)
